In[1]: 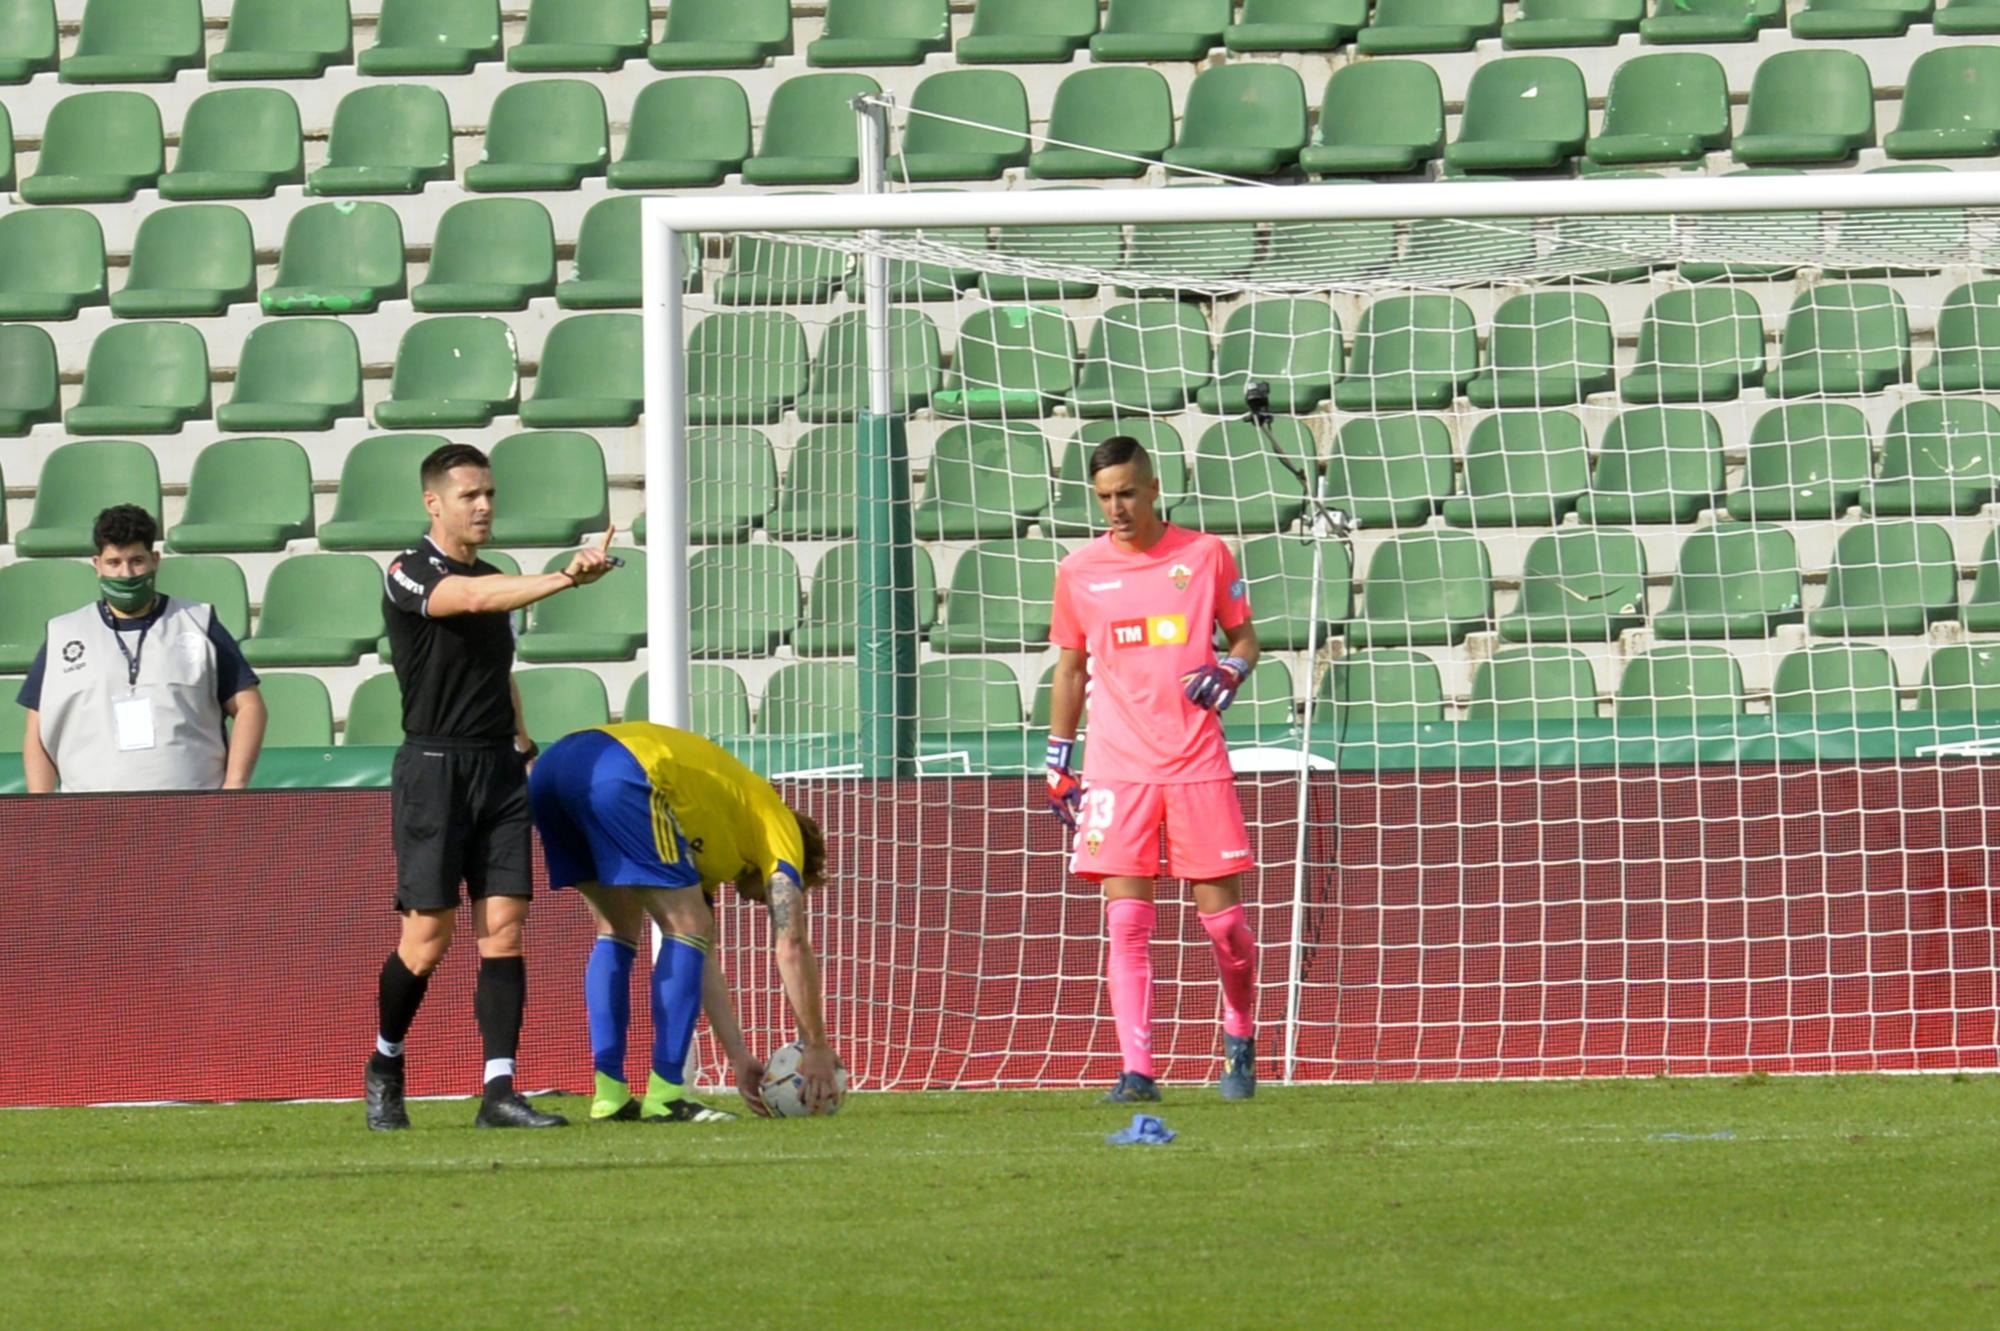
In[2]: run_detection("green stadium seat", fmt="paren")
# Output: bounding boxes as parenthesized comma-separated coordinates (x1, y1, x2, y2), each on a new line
(0, 208, 107, 319)
(608, 75, 752, 188)
(918, 658, 1023, 734)
(683, 427, 777, 544)
(809, 0, 949, 65)
(1029, 67, 1173, 180)
(891, 70, 1031, 182)
(20, 91, 162, 203)
(650, 0, 791, 68)
(1162, 63, 1309, 178)
(1501, 529, 1647, 644)
(412, 200, 555, 313)
(959, 0, 1096, 62)
(1677, 168, 1806, 284)
(1771, 645, 1901, 718)
(1323, 414, 1453, 529)
(1574, 407, 1723, 525)
(685, 312, 810, 426)
(488, 432, 609, 547)
(934, 306, 1076, 421)
(1639, 0, 1783, 41)
(1916, 283, 2000, 392)
(1441, 411, 1591, 528)
(715, 229, 848, 306)
(317, 434, 435, 550)
(1652, 525, 1803, 640)
(310, 85, 452, 195)
(1177, 419, 1317, 537)
(981, 207, 1123, 300)
(342, 672, 404, 744)
(1227, 0, 1368, 51)
(1319, 649, 1447, 728)
(1615, 644, 1742, 719)
(766, 427, 855, 539)
(688, 544, 801, 658)
(359, 0, 502, 75)
(796, 308, 943, 423)
(1445, 57, 1589, 174)
(1726, 403, 1872, 521)
(913, 424, 1051, 541)
(1960, 532, 2000, 631)
(1807, 520, 1959, 637)
(622, 666, 754, 733)
(0, 561, 98, 672)
(374, 317, 518, 430)
(211, 0, 353, 79)
(156, 554, 250, 640)
(0, 102, 12, 190)
(1089, 0, 1228, 59)
(519, 314, 641, 429)
(741, 73, 880, 186)
(1554, 176, 1670, 280)
(1733, 51, 1876, 166)
(1466, 293, 1613, 409)
(1046, 420, 1189, 537)
(61, 0, 202, 83)
(1195, 299, 1340, 417)
(1791, 0, 1931, 38)
(65, 323, 210, 436)
(509, 0, 650, 71)
(1215, 657, 1298, 742)
(516, 546, 646, 661)
(464, 80, 609, 192)
(1299, 61, 1442, 176)
(169, 437, 315, 553)
(110, 205, 257, 319)
(1934, 0, 2000, 32)
(1332, 295, 1478, 412)
(1584, 53, 1730, 168)
(242, 554, 386, 667)
(793, 543, 938, 656)
(1766, 285, 1910, 399)
(1356, 0, 1502, 53)
(842, 218, 987, 303)
(514, 668, 612, 745)
(1071, 301, 1212, 417)
(219, 320, 363, 433)
(158, 88, 305, 202)
(1621, 288, 1766, 405)
(1826, 169, 1970, 278)
(561, 197, 698, 309)
(759, 661, 857, 735)
(1345, 530, 1493, 648)
(15, 441, 161, 557)
(1469, 647, 1599, 723)
(1867, 399, 2000, 517)
(0, 0, 56, 83)
(1923, 644, 2000, 713)
(262, 200, 407, 315)
(1123, 213, 1260, 291)
(1504, 0, 1642, 46)
(0, 326, 59, 435)
(1237, 534, 1352, 651)
(1399, 217, 1537, 281)
(1257, 218, 1397, 283)
(252, 674, 336, 748)
(930, 538, 1065, 653)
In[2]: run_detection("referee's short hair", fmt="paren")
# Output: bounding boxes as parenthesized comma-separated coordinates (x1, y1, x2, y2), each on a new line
(1087, 434, 1153, 481)
(420, 442, 491, 493)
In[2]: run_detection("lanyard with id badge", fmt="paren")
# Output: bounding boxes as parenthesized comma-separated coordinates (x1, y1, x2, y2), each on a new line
(103, 604, 157, 753)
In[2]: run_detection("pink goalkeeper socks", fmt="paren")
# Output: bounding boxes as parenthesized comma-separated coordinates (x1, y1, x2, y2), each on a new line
(1199, 904, 1258, 1039)
(1105, 897, 1157, 1077)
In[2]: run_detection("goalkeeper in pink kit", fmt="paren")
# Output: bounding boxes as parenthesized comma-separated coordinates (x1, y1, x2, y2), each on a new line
(1045, 433, 1262, 1103)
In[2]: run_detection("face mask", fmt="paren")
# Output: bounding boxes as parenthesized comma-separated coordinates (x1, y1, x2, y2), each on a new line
(100, 572, 157, 615)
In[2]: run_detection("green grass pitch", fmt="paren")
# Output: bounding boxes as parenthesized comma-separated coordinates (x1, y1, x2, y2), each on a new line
(5, 1075, 1997, 1329)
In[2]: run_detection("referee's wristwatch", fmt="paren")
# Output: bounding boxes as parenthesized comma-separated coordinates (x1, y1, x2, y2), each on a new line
(516, 737, 539, 762)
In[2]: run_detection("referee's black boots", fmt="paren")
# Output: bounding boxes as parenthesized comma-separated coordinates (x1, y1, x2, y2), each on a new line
(474, 1089, 568, 1129)
(364, 1058, 410, 1132)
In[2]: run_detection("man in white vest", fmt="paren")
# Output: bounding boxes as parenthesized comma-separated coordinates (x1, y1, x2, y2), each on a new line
(15, 504, 266, 793)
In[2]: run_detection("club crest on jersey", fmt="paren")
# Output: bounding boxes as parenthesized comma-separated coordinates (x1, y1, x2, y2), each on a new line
(1109, 614, 1189, 649)
(1169, 562, 1192, 591)
(1084, 829, 1104, 856)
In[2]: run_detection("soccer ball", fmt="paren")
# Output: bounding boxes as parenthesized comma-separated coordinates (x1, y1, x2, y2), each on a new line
(758, 1041, 847, 1118)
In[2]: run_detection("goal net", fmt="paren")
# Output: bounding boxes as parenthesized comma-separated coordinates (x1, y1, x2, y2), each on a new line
(645, 169, 2000, 1092)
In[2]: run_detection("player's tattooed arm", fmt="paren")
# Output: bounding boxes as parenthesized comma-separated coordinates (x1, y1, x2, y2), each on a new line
(769, 875, 834, 1096)
(768, 876, 806, 940)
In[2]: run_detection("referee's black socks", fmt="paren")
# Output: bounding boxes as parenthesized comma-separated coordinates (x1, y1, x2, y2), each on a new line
(371, 950, 431, 1074)
(476, 954, 527, 1098)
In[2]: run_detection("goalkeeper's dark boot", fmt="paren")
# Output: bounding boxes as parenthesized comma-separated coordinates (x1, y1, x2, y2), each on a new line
(475, 1089, 568, 1129)
(364, 1056, 409, 1132)
(1219, 1034, 1257, 1101)
(1102, 1072, 1162, 1104)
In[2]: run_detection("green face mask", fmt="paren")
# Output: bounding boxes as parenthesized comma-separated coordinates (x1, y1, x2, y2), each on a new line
(100, 571, 157, 615)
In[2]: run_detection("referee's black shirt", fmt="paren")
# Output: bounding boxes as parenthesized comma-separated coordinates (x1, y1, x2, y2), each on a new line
(383, 536, 516, 743)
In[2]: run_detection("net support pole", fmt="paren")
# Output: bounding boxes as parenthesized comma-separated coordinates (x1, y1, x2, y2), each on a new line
(854, 93, 917, 776)
(1281, 477, 1333, 1086)
(640, 216, 691, 729)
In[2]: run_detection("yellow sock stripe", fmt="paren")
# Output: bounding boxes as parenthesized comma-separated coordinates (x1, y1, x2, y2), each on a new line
(663, 932, 711, 955)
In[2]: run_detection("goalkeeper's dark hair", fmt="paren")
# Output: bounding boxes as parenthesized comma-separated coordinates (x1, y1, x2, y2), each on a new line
(93, 504, 158, 554)
(791, 808, 828, 890)
(1087, 434, 1153, 481)
(420, 442, 491, 493)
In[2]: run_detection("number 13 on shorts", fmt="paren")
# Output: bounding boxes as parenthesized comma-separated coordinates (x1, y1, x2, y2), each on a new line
(1068, 778, 1255, 882)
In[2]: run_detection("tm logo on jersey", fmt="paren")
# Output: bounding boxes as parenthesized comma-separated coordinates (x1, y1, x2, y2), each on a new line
(1109, 614, 1189, 649)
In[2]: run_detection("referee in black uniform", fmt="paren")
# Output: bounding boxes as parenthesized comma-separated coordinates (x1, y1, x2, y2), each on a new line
(364, 441, 614, 1131)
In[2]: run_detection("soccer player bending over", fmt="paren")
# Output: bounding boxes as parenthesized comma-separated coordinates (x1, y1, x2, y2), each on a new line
(1045, 434, 1262, 1103)
(528, 721, 841, 1121)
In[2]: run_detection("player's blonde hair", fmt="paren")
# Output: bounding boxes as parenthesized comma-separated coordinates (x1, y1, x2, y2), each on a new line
(792, 809, 828, 890)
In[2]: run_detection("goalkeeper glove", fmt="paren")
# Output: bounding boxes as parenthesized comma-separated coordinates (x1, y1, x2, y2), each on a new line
(1183, 656, 1251, 713)
(1046, 737, 1083, 831)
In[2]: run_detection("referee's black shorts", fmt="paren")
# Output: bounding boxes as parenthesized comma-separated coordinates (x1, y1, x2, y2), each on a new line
(391, 737, 534, 913)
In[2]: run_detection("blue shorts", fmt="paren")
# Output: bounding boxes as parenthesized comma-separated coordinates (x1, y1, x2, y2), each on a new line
(527, 729, 702, 891)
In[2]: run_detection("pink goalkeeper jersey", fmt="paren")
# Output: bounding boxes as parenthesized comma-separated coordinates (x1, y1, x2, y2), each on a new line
(1049, 524, 1251, 784)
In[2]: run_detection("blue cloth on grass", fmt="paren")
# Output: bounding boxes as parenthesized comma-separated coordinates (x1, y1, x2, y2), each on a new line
(1107, 1113, 1176, 1145)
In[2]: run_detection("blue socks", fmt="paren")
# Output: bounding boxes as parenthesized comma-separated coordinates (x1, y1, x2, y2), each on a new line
(585, 935, 638, 1081)
(650, 933, 709, 1087)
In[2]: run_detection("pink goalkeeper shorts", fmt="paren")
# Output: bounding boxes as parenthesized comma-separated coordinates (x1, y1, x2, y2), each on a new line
(1069, 777, 1255, 882)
